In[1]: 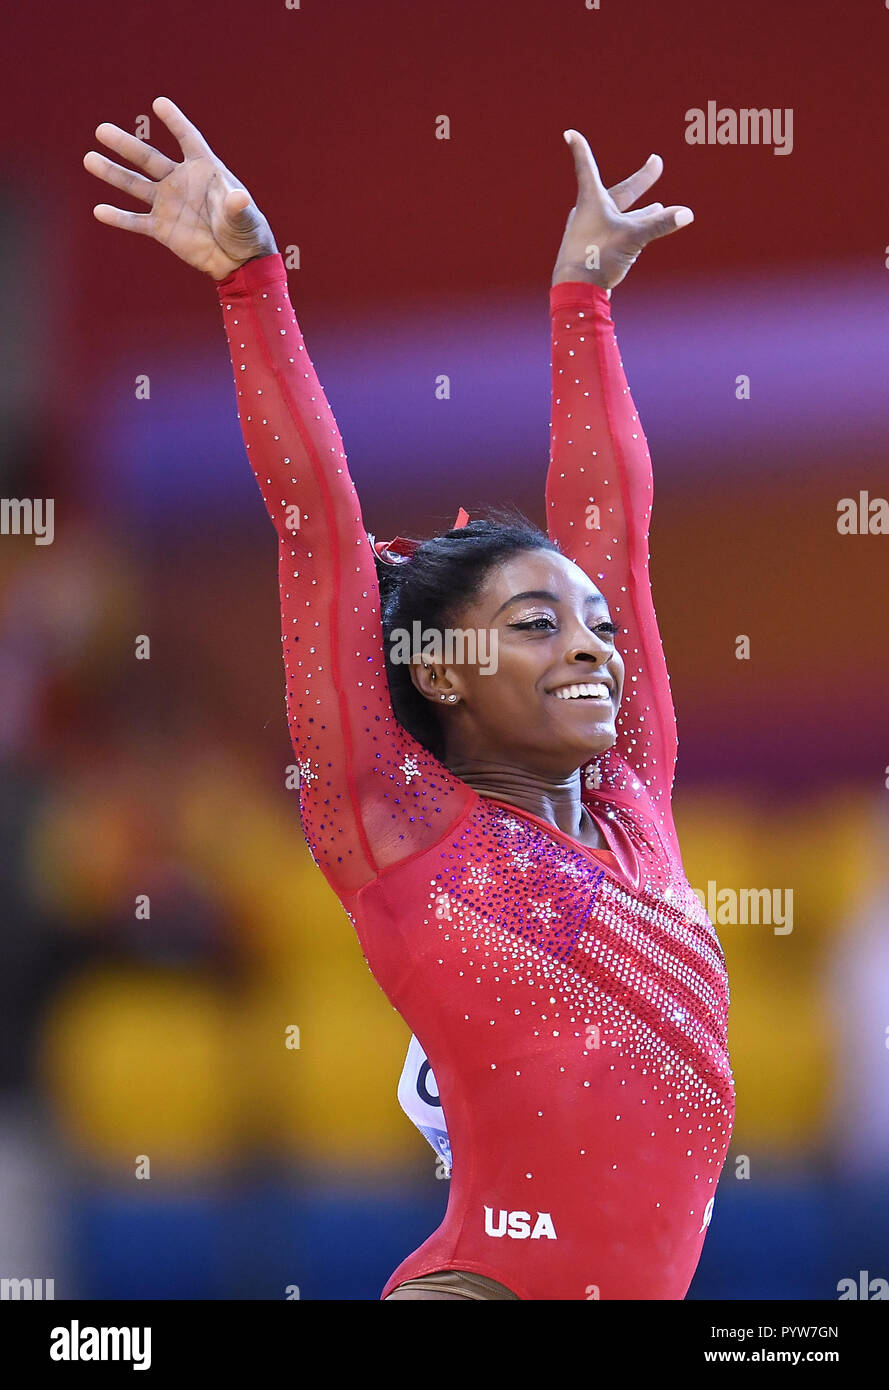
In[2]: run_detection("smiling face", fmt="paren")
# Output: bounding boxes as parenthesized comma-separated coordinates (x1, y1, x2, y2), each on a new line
(409, 547, 625, 778)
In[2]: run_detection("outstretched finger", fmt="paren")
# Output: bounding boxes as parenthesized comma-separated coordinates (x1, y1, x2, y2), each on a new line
(83, 151, 157, 207)
(608, 154, 663, 212)
(92, 203, 155, 236)
(152, 96, 213, 160)
(563, 129, 608, 201)
(633, 204, 695, 243)
(94, 123, 176, 181)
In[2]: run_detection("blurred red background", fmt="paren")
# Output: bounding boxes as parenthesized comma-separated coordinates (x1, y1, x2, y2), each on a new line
(0, 0, 887, 1298)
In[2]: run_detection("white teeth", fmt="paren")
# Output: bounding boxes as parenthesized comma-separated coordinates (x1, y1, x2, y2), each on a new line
(553, 683, 610, 700)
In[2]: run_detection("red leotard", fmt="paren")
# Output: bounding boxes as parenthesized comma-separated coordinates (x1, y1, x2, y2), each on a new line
(215, 255, 735, 1300)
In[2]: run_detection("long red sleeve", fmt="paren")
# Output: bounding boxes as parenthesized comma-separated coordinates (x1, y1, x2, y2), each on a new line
(547, 281, 680, 861)
(215, 253, 473, 898)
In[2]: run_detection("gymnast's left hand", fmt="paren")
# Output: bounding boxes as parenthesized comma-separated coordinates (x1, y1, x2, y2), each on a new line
(552, 131, 694, 291)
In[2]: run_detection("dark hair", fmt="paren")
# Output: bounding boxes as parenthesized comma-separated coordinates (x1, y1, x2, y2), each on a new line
(371, 503, 560, 762)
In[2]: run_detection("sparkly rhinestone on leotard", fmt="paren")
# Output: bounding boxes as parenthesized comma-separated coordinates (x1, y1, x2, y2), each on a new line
(215, 255, 735, 1300)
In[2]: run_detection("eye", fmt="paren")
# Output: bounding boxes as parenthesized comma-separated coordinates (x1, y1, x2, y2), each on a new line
(510, 616, 622, 637)
(510, 617, 557, 631)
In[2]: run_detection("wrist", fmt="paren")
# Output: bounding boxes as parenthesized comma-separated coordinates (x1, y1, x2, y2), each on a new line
(551, 261, 610, 290)
(240, 246, 279, 271)
(213, 244, 280, 284)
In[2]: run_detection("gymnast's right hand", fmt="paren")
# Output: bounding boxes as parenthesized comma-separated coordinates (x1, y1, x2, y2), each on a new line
(83, 96, 278, 280)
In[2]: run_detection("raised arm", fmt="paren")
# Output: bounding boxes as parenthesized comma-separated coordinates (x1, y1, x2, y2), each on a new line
(84, 97, 474, 898)
(213, 252, 473, 893)
(546, 132, 695, 847)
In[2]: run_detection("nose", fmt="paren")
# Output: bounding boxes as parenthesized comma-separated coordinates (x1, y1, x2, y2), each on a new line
(559, 620, 620, 694)
(564, 622, 615, 663)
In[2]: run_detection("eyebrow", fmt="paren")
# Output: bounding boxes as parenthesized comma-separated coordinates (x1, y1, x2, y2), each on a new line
(492, 589, 610, 619)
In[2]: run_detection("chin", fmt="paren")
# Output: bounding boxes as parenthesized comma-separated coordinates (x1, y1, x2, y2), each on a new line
(579, 728, 618, 761)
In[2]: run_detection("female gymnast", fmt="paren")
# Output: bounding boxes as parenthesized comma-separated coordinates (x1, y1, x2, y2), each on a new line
(84, 97, 735, 1300)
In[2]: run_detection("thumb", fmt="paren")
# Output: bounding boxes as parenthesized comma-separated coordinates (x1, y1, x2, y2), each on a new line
(224, 188, 252, 221)
(222, 188, 266, 243)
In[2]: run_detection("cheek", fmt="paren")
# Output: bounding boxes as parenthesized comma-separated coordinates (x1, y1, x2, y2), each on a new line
(472, 652, 539, 705)
(477, 672, 527, 707)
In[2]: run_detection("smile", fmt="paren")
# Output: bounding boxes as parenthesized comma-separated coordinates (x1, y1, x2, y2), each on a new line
(551, 682, 612, 701)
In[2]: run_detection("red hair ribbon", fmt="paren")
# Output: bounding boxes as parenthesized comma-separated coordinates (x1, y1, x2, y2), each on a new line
(371, 506, 470, 566)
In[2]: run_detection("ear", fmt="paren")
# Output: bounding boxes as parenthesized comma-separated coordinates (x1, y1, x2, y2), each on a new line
(408, 657, 438, 701)
(409, 658, 460, 705)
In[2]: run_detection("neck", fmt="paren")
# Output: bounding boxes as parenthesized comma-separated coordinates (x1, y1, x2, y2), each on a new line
(445, 757, 587, 839)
